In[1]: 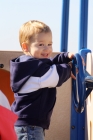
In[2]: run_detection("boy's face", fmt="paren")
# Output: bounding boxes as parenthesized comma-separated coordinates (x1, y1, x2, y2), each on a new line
(28, 32, 53, 59)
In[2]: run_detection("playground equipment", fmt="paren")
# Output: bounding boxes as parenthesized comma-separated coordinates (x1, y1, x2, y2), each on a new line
(70, 49, 93, 140)
(72, 49, 93, 113)
(61, 0, 93, 140)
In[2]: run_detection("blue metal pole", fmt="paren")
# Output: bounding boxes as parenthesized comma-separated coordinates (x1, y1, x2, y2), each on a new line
(78, 1, 89, 139)
(60, 0, 70, 52)
(70, 0, 89, 140)
(79, 0, 88, 50)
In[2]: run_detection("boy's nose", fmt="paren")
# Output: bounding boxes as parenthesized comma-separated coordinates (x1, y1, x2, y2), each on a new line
(43, 45, 49, 49)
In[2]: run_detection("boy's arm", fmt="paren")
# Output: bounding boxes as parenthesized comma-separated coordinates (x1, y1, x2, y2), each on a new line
(18, 63, 71, 93)
(52, 52, 72, 64)
(40, 63, 71, 88)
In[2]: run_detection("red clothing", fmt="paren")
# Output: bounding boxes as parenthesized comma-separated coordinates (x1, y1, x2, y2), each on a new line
(0, 105, 18, 140)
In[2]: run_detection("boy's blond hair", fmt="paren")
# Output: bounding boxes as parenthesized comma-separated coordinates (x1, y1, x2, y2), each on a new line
(19, 20, 51, 47)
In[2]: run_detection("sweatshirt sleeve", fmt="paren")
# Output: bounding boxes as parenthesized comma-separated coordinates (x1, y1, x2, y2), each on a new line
(18, 63, 71, 93)
(39, 63, 71, 88)
(56, 64, 71, 87)
(52, 52, 72, 64)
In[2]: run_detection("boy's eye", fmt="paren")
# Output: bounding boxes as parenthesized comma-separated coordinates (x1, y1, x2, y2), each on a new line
(39, 44, 44, 46)
(38, 43, 52, 47)
(48, 44, 52, 46)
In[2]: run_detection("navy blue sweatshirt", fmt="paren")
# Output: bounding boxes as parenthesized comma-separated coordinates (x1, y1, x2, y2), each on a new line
(10, 53, 71, 129)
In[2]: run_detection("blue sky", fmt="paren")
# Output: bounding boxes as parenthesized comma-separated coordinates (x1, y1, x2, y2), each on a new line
(0, 0, 93, 52)
(0, 0, 62, 52)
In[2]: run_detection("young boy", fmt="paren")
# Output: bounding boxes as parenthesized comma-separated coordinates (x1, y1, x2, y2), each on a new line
(10, 20, 75, 140)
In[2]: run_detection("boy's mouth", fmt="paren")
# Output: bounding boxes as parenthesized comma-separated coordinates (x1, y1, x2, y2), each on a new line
(41, 53, 49, 58)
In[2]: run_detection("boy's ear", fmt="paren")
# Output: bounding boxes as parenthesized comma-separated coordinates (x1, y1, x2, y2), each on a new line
(22, 43, 28, 52)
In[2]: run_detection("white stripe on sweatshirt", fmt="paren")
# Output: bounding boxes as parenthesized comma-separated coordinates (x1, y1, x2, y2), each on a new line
(18, 65, 59, 93)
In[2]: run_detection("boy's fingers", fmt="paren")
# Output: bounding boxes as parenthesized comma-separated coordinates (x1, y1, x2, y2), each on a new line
(71, 72, 76, 80)
(81, 56, 86, 66)
(68, 52, 75, 59)
(76, 68, 79, 74)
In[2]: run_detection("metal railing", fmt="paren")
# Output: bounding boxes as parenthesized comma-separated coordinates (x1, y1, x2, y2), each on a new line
(72, 49, 93, 113)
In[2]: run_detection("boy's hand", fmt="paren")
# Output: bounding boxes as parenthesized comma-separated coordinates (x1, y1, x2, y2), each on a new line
(81, 56, 85, 66)
(68, 52, 75, 59)
(68, 52, 85, 80)
(71, 68, 78, 80)
(68, 61, 77, 80)
(68, 52, 85, 66)
(71, 72, 76, 80)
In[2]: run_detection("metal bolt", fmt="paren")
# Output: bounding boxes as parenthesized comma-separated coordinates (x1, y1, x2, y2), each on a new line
(71, 126, 75, 129)
(0, 64, 4, 68)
